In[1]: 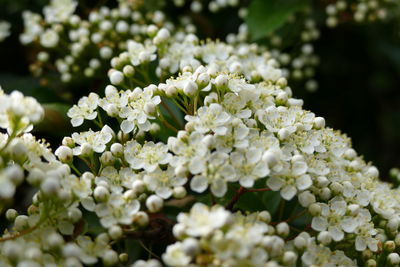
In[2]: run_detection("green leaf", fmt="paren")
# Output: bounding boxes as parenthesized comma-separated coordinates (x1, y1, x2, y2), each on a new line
(245, 0, 310, 41)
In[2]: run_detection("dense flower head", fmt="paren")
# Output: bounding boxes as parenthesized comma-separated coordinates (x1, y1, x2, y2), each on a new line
(2, 1, 400, 266)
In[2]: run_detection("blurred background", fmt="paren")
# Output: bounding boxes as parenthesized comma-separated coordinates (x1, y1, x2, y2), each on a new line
(0, 0, 399, 179)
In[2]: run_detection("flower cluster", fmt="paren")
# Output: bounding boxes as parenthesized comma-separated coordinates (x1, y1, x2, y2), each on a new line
(2, 1, 400, 266)
(163, 203, 357, 266)
(20, 0, 177, 83)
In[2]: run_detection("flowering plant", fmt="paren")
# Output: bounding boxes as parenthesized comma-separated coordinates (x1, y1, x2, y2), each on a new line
(1, 0, 400, 266)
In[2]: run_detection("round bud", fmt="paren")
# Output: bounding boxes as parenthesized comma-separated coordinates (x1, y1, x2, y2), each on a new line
(309, 203, 321, 216)
(110, 71, 124, 85)
(55, 146, 73, 163)
(41, 178, 60, 197)
(94, 186, 110, 202)
(80, 143, 93, 157)
(314, 117, 325, 129)
(384, 240, 396, 252)
(282, 251, 297, 265)
(146, 195, 164, 213)
(276, 222, 289, 237)
(182, 238, 200, 256)
(132, 180, 146, 194)
(215, 74, 228, 88)
(183, 80, 198, 96)
(150, 123, 161, 135)
(258, 211, 271, 223)
(294, 236, 307, 250)
(100, 151, 115, 166)
(123, 65, 135, 77)
(5, 209, 18, 222)
(108, 225, 123, 240)
(14, 215, 29, 231)
(110, 143, 124, 157)
(132, 211, 149, 227)
(119, 253, 129, 263)
(278, 128, 290, 141)
(68, 207, 82, 223)
(317, 231, 332, 245)
(262, 151, 278, 167)
(173, 186, 187, 199)
(102, 250, 119, 266)
(388, 253, 400, 265)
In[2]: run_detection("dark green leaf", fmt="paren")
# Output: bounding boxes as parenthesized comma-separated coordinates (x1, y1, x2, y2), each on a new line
(245, 0, 310, 41)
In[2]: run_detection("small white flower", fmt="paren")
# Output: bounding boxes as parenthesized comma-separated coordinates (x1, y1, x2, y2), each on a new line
(67, 93, 99, 127)
(124, 141, 172, 172)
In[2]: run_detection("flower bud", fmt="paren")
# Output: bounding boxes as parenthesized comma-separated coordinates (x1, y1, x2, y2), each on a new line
(173, 186, 187, 199)
(14, 215, 29, 231)
(146, 195, 164, 212)
(317, 231, 332, 245)
(313, 117, 325, 129)
(276, 222, 289, 237)
(55, 146, 73, 163)
(388, 253, 400, 265)
(102, 250, 119, 266)
(133, 211, 149, 227)
(94, 186, 110, 202)
(215, 74, 228, 88)
(100, 151, 115, 166)
(108, 225, 123, 240)
(183, 80, 198, 96)
(110, 71, 124, 85)
(5, 209, 18, 222)
(132, 180, 146, 194)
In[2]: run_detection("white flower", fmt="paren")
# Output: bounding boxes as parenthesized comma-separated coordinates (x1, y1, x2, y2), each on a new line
(190, 152, 236, 197)
(124, 141, 172, 172)
(118, 87, 161, 133)
(176, 203, 231, 237)
(144, 166, 187, 199)
(230, 147, 270, 188)
(267, 161, 312, 200)
(127, 40, 157, 66)
(95, 193, 140, 227)
(162, 242, 191, 267)
(43, 0, 78, 23)
(95, 166, 138, 193)
(168, 131, 209, 175)
(40, 29, 59, 48)
(185, 103, 231, 135)
(0, 89, 44, 133)
(72, 126, 113, 155)
(67, 93, 99, 127)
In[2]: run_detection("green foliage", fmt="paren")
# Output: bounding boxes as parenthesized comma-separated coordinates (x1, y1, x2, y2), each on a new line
(245, 0, 310, 40)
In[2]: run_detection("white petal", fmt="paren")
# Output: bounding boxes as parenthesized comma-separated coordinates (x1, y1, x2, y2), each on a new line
(190, 175, 208, 193)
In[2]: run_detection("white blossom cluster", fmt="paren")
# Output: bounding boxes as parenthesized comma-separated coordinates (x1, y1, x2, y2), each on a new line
(2, 1, 400, 266)
(63, 63, 400, 265)
(20, 0, 177, 82)
(162, 203, 357, 266)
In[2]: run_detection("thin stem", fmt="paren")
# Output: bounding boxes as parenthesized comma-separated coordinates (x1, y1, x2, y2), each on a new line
(0, 224, 40, 242)
(225, 187, 272, 210)
(158, 111, 179, 133)
(70, 163, 82, 176)
(161, 100, 183, 128)
(138, 240, 161, 260)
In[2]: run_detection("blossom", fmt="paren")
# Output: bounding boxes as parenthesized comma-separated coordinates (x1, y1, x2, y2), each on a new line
(67, 93, 100, 127)
(185, 103, 231, 135)
(124, 141, 172, 172)
(43, 0, 78, 23)
(144, 166, 187, 199)
(71, 126, 113, 155)
(176, 203, 232, 237)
